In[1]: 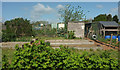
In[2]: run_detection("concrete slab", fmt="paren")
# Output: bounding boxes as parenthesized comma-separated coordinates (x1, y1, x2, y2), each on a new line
(2, 42, 29, 48)
(52, 47, 103, 50)
(46, 40, 94, 44)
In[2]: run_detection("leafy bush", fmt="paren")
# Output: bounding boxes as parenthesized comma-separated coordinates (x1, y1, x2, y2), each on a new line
(2, 41, 120, 69)
(57, 28, 66, 37)
(96, 48, 101, 51)
(98, 37, 119, 47)
(98, 37, 108, 43)
(34, 28, 57, 37)
(2, 18, 33, 42)
(2, 55, 9, 69)
(68, 31, 75, 39)
(90, 48, 94, 51)
(2, 30, 16, 42)
(15, 37, 33, 42)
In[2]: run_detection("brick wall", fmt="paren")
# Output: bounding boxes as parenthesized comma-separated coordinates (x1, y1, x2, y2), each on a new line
(68, 22, 85, 38)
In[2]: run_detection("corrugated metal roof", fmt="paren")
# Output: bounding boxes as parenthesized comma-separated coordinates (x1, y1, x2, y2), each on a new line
(99, 21, 119, 27)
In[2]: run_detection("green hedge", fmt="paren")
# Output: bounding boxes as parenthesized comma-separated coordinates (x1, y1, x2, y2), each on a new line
(2, 41, 120, 69)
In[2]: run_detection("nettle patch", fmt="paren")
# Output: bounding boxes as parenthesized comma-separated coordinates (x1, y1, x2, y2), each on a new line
(2, 40, 120, 69)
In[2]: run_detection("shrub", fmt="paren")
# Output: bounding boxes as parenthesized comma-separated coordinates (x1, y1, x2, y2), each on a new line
(46, 41, 50, 46)
(90, 48, 94, 51)
(2, 41, 119, 69)
(2, 55, 9, 69)
(96, 48, 101, 51)
(68, 31, 75, 39)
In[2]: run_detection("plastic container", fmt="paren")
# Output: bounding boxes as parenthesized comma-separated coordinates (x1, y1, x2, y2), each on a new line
(118, 36, 120, 41)
(112, 36, 117, 39)
(105, 35, 111, 39)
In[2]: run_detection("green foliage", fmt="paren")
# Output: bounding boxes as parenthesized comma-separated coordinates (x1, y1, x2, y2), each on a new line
(112, 39, 116, 43)
(93, 14, 118, 22)
(98, 37, 108, 43)
(45, 41, 50, 46)
(32, 21, 57, 37)
(2, 41, 119, 69)
(96, 48, 101, 51)
(58, 4, 87, 30)
(2, 55, 9, 69)
(15, 37, 33, 42)
(93, 14, 107, 22)
(98, 37, 119, 47)
(90, 48, 94, 51)
(2, 18, 33, 42)
(107, 14, 113, 21)
(68, 31, 75, 39)
(57, 28, 66, 37)
(91, 23, 99, 36)
(113, 15, 119, 23)
(33, 28, 57, 37)
(118, 22, 120, 25)
(2, 30, 16, 42)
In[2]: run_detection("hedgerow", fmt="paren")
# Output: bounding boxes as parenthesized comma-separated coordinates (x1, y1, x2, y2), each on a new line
(2, 40, 120, 69)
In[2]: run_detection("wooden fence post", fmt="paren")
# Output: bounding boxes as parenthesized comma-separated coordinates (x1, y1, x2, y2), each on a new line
(109, 34, 113, 47)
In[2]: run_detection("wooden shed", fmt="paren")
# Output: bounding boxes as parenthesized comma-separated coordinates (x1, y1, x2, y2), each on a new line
(98, 21, 120, 36)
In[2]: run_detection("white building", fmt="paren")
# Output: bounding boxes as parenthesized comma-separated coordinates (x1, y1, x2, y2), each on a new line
(57, 23, 65, 29)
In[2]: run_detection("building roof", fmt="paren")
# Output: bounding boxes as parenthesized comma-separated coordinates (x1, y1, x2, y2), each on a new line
(99, 21, 119, 27)
(69, 21, 85, 23)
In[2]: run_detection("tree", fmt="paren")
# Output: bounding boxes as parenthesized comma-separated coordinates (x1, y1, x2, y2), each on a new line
(93, 14, 107, 22)
(58, 5, 87, 31)
(113, 15, 119, 23)
(107, 14, 112, 21)
(2, 18, 33, 42)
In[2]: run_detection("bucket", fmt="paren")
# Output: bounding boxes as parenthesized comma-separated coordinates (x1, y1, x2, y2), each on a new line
(105, 35, 111, 39)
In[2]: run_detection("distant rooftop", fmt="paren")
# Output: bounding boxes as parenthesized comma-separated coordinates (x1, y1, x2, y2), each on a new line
(68, 21, 86, 23)
(99, 21, 119, 27)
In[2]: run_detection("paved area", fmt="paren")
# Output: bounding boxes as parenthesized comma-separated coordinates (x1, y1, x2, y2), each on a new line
(52, 47, 102, 50)
(46, 39, 102, 50)
(46, 40, 94, 45)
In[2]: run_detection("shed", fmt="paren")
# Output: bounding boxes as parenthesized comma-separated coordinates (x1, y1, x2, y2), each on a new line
(98, 21, 120, 36)
(68, 21, 85, 38)
(99, 21, 119, 27)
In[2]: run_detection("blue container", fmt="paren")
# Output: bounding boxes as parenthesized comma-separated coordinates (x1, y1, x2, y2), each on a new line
(39, 24, 41, 26)
(118, 36, 120, 41)
(105, 35, 111, 39)
(112, 36, 117, 39)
